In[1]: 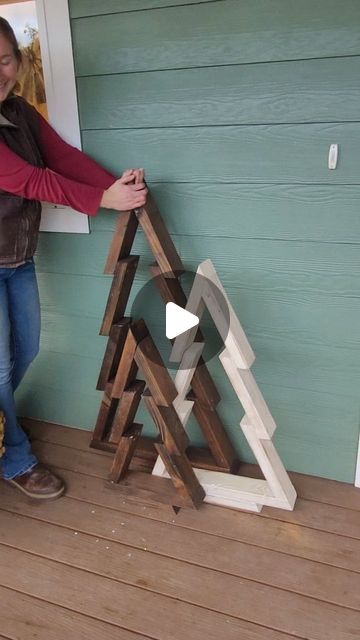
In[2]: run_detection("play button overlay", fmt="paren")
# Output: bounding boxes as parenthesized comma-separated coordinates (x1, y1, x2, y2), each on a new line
(130, 269, 230, 370)
(166, 302, 199, 339)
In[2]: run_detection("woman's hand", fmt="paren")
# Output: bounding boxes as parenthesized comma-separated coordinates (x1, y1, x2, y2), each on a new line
(100, 168, 147, 211)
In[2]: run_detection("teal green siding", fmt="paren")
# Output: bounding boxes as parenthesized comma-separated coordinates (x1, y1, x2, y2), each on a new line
(16, 0, 360, 482)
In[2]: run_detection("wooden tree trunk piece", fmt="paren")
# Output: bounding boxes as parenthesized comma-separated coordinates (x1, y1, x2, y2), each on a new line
(104, 210, 139, 275)
(97, 319, 131, 390)
(109, 424, 142, 482)
(155, 443, 206, 508)
(136, 193, 184, 277)
(109, 380, 145, 443)
(100, 256, 139, 336)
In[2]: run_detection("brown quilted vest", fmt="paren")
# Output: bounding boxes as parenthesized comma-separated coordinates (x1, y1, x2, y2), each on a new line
(0, 95, 44, 266)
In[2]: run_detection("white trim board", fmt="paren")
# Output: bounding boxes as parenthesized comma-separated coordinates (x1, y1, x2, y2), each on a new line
(36, 0, 89, 233)
(355, 433, 360, 487)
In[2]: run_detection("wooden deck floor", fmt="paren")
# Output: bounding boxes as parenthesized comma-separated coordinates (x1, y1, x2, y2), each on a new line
(0, 420, 359, 640)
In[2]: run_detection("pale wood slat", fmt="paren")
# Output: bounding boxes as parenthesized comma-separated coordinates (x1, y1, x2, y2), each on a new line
(0, 585, 147, 640)
(0, 506, 359, 613)
(0, 546, 296, 640)
(29, 438, 360, 540)
(23, 421, 360, 511)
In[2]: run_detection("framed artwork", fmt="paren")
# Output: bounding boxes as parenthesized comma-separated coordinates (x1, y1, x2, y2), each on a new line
(0, 0, 89, 233)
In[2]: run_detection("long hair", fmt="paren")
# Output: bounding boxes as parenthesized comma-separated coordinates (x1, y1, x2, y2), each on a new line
(0, 17, 22, 63)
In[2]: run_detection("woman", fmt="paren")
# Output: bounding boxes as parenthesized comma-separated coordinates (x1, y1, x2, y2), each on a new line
(0, 17, 147, 500)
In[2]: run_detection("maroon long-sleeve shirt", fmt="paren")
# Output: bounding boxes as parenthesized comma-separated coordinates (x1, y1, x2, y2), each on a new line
(0, 109, 116, 215)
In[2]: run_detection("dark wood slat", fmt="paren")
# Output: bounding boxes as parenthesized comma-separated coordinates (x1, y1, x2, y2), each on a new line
(110, 424, 142, 482)
(112, 320, 148, 398)
(90, 391, 119, 445)
(134, 334, 178, 406)
(190, 360, 221, 409)
(97, 319, 131, 390)
(150, 263, 204, 342)
(155, 443, 205, 509)
(104, 210, 138, 275)
(150, 263, 220, 407)
(135, 193, 184, 277)
(143, 391, 189, 454)
(100, 256, 139, 336)
(109, 381, 145, 442)
(190, 397, 239, 472)
(0, 585, 143, 640)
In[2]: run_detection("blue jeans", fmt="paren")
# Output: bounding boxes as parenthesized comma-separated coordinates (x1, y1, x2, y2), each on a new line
(0, 259, 39, 479)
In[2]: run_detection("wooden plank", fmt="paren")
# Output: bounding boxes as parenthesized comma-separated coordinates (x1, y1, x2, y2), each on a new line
(143, 391, 189, 454)
(97, 319, 131, 390)
(112, 320, 148, 398)
(82, 122, 360, 185)
(78, 57, 360, 129)
(104, 210, 138, 275)
(150, 263, 204, 342)
(109, 381, 145, 442)
(155, 443, 206, 508)
(10, 445, 360, 575)
(71, 1, 360, 70)
(90, 391, 119, 445)
(2, 462, 360, 586)
(0, 544, 300, 640)
(100, 256, 139, 336)
(29, 438, 360, 542)
(149, 264, 221, 408)
(190, 361, 221, 408)
(190, 399, 239, 472)
(135, 193, 184, 277)
(0, 585, 143, 640)
(134, 335, 178, 406)
(109, 424, 142, 482)
(1, 507, 360, 622)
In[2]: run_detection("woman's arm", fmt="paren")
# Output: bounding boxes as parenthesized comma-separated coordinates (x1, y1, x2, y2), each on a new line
(37, 112, 117, 189)
(0, 141, 147, 214)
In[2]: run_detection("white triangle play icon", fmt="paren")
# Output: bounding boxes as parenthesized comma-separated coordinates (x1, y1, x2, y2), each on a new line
(166, 302, 199, 340)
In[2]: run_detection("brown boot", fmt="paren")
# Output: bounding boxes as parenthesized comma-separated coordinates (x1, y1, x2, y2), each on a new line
(6, 464, 65, 500)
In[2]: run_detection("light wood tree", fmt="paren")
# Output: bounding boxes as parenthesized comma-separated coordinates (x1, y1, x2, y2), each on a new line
(153, 259, 297, 512)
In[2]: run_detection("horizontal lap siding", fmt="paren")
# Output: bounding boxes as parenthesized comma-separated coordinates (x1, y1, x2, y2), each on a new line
(20, 0, 360, 482)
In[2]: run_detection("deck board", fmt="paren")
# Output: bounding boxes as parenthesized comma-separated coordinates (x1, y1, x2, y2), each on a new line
(0, 421, 359, 639)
